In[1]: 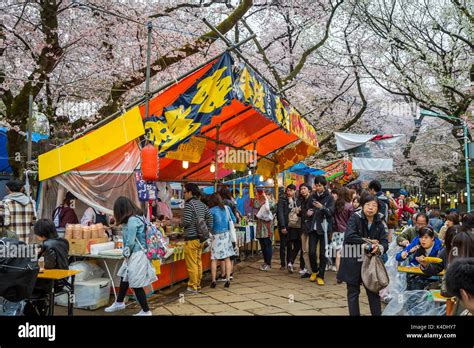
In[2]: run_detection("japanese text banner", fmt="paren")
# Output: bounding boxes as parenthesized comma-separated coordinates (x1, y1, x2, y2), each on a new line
(144, 53, 234, 156)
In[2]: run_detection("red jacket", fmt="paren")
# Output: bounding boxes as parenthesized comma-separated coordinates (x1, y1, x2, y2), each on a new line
(396, 198, 415, 220)
(53, 206, 79, 228)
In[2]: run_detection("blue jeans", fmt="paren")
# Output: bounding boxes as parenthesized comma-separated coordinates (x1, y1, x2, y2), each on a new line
(258, 238, 273, 266)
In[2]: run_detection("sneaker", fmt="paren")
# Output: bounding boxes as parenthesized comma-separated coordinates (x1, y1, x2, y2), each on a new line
(287, 263, 294, 273)
(310, 273, 318, 282)
(300, 272, 310, 279)
(133, 310, 152, 316)
(186, 287, 199, 294)
(331, 265, 337, 272)
(104, 302, 126, 313)
(260, 264, 270, 271)
(316, 277, 325, 286)
(325, 264, 331, 271)
(299, 268, 308, 275)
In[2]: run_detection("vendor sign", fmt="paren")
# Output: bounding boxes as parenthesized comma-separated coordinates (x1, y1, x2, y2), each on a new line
(134, 170, 159, 202)
(255, 158, 275, 178)
(289, 107, 318, 148)
(165, 136, 207, 163)
(276, 141, 318, 173)
(284, 172, 304, 188)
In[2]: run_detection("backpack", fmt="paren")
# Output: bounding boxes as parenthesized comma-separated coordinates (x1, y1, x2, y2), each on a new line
(191, 201, 210, 243)
(287, 200, 301, 228)
(138, 217, 168, 260)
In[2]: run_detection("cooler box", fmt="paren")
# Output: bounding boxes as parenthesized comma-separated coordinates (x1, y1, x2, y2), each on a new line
(56, 278, 111, 310)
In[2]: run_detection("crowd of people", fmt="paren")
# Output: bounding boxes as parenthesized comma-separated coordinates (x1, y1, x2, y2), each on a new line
(174, 176, 474, 316)
(1, 177, 473, 317)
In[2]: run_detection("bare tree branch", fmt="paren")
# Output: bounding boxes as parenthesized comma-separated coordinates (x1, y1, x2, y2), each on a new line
(94, 0, 253, 118)
(282, 0, 344, 85)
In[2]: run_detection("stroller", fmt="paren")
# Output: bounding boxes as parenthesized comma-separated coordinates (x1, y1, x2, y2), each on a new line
(0, 238, 39, 315)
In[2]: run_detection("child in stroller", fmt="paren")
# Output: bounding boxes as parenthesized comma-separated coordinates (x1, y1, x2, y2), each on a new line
(0, 238, 39, 315)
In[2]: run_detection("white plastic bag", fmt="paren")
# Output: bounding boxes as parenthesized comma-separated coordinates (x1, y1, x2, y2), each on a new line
(69, 261, 105, 282)
(256, 199, 273, 221)
(383, 290, 444, 316)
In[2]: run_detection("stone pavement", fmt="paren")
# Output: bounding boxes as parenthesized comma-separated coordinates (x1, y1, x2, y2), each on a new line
(150, 255, 372, 316)
(57, 251, 373, 316)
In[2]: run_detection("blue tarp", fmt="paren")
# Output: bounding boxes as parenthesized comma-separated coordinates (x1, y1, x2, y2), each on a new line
(286, 162, 325, 176)
(0, 128, 48, 174)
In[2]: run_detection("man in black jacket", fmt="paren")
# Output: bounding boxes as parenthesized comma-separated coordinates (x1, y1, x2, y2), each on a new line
(277, 184, 301, 273)
(308, 176, 335, 285)
(298, 183, 313, 278)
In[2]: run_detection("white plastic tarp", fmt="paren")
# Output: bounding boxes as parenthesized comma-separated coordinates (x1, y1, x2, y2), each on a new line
(352, 157, 393, 171)
(335, 132, 403, 152)
(335, 132, 374, 151)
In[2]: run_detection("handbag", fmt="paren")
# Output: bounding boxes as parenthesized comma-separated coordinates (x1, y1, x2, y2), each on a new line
(225, 206, 237, 243)
(361, 238, 389, 293)
(256, 199, 273, 222)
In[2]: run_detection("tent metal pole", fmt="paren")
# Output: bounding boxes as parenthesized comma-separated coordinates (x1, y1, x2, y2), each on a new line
(214, 125, 220, 192)
(27, 93, 33, 163)
(144, 21, 153, 120)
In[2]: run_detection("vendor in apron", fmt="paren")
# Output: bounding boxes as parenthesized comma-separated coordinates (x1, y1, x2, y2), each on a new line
(80, 206, 109, 226)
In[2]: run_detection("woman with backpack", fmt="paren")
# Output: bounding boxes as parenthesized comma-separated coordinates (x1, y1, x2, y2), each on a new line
(105, 197, 156, 316)
(207, 193, 236, 288)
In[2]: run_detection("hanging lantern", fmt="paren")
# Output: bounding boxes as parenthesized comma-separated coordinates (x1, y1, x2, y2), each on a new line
(344, 160, 352, 175)
(182, 161, 189, 169)
(259, 175, 264, 182)
(141, 144, 159, 181)
(210, 161, 216, 173)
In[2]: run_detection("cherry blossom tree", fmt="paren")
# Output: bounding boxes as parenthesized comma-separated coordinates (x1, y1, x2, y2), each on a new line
(1, 0, 252, 176)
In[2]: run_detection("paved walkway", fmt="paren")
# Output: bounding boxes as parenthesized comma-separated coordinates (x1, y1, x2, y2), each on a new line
(58, 250, 372, 316)
(150, 255, 372, 316)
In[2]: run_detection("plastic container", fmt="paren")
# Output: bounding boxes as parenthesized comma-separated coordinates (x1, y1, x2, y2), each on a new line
(96, 223, 105, 235)
(72, 225, 82, 239)
(55, 278, 111, 310)
(82, 226, 92, 239)
(65, 224, 74, 240)
(90, 224, 99, 239)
